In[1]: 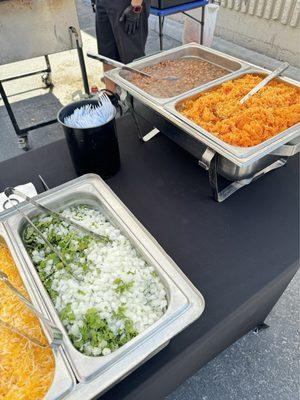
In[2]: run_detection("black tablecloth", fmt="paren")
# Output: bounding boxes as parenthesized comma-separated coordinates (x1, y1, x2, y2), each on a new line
(0, 115, 299, 399)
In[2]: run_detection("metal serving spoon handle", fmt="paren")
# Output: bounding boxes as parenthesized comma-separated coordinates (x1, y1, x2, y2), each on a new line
(240, 62, 289, 104)
(87, 52, 180, 81)
(87, 52, 152, 78)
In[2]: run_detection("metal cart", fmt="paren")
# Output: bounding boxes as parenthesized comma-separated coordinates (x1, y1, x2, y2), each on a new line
(0, 0, 89, 150)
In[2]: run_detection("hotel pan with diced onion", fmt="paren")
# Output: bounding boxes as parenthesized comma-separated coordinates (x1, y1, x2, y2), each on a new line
(1, 174, 205, 398)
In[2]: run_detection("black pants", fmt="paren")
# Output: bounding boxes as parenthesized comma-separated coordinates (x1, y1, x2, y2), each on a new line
(95, 0, 150, 64)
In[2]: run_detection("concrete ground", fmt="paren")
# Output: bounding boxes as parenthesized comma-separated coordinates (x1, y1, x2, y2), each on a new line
(0, 1, 299, 399)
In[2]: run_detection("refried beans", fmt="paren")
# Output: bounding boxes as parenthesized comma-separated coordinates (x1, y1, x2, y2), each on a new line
(127, 58, 228, 98)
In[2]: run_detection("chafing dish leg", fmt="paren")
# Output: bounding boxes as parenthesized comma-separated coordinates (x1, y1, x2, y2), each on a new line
(132, 111, 159, 141)
(142, 128, 160, 142)
(132, 111, 160, 142)
(132, 111, 144, 140)
(208, 156, 288, 202)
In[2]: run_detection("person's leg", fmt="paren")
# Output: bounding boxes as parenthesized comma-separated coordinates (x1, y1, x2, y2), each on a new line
(95, 0, 120, 91)
(104, 0, 151, 64)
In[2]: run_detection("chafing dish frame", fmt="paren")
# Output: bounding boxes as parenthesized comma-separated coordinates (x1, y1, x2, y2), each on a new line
(104, 45, 299, 200)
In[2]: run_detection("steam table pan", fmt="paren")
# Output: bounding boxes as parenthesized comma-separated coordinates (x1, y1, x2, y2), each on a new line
(106, 42, 249, 105)
(164, 68, 300, 169)
(2, 174, 205, 398)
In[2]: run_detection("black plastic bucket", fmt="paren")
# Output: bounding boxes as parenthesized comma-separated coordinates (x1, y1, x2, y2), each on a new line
(57, 99, 120, 179)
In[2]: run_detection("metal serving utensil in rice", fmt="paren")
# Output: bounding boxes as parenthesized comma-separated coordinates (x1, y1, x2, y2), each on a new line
(240, 62, 289, 104)
(214, 62, 290, 119)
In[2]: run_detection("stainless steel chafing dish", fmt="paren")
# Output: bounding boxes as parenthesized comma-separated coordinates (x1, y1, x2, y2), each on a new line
(105, 44, 300, 201)
(1, 174, 205, 398)
(164, 69, 300, 170)
(0, 224, 75, 400)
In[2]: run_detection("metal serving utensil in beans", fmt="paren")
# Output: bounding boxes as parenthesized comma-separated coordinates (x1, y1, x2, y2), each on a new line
(87, 52, 180, 81)
(0, 270, 63, 348)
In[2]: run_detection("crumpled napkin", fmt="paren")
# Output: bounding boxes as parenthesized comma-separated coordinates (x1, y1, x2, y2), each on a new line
(0, 183, 37, 213)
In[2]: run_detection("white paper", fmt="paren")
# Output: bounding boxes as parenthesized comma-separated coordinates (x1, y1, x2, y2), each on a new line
(0, 183, 37, 213)
(182, 4, 220, 47)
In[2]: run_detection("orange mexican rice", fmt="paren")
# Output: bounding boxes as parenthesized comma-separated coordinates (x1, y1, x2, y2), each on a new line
(177, 74, 300, 147)
(0, 238, 55, 400)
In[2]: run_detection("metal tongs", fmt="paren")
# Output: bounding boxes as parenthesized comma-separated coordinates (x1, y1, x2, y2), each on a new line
(0, 270, 63, 348)
(87, 52, 180, 81)
(240, 62, 290, 104)
(5, 187, 110, 243)
(4, 187, 110, 280)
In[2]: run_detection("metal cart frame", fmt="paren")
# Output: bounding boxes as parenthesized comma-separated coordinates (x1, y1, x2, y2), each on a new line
(0, 27, 89, 151)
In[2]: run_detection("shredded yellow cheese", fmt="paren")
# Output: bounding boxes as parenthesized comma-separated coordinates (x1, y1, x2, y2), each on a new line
(0, 238, 55, 400)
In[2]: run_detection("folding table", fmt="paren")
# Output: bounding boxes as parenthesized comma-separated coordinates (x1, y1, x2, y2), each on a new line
(150, 0, 209, 50)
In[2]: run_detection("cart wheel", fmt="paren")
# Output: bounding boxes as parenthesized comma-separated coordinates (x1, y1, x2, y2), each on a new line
(18, 136, 30, 151)
(42, 73, 53, 88)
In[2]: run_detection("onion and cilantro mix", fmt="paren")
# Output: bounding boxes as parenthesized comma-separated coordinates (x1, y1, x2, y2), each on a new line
(23, 205, 167, 357)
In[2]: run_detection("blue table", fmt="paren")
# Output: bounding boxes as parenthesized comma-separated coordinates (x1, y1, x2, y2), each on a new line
(150, 1, 208, 50)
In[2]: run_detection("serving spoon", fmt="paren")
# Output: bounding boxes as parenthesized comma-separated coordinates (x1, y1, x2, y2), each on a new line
(87, 53, 180, 81)
(215, 62, 290, 119)
(240, 62, 289, 104)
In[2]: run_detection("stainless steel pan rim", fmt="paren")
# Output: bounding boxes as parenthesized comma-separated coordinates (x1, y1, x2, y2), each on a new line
(104, 44, 299, 168)
(0, 224, 76, 400)
(3, 174, 205, 389)
(106, 43, 249, 106)
(164, 68, 300, 162)
(110, 74, 299, 167)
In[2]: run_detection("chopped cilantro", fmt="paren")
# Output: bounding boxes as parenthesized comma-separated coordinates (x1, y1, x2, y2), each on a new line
(113, 279, 134, 294)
